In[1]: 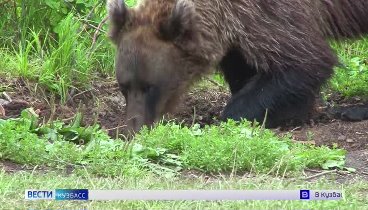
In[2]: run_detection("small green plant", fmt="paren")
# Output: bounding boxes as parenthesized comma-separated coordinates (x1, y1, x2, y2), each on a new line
(330, 36, 368, 98)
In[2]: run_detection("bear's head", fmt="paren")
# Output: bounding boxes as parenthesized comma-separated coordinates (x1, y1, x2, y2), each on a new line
(107, 0, 207, 133)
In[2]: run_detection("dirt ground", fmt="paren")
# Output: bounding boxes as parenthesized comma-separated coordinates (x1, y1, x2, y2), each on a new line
(1, 77, 367, 179)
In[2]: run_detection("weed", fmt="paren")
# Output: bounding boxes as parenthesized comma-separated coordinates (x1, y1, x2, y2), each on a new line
(330, 36, 368, 98)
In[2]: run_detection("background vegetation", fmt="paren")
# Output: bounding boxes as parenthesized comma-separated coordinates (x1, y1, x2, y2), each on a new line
(0, 0, 367, 101)
(0, 0, 136, 102)
(0, 0, 367, 209)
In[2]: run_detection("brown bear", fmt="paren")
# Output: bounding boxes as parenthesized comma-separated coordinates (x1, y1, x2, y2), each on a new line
(107, 0, 368, 132)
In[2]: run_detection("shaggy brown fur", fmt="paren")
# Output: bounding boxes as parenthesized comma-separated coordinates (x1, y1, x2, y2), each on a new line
(107, 0, 368, 132)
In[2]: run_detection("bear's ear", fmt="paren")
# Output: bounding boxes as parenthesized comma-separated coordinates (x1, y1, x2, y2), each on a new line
(107, 0, 130, 44)
(160, 0, 201, 52)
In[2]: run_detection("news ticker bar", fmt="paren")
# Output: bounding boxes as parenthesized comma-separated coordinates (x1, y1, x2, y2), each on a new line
(25, 189, 343, 201)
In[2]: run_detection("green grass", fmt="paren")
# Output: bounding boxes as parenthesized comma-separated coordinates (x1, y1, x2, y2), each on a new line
(7, 14, 114, 102)
(136, 121, 346, 174)
(330, 36, 368, 98)
(0, 109, 144, 178)
(0, 108, 347, 178)
(0, 170, 367, 209)
(2, 14, 115, 103)
(0, 1, 115, 102)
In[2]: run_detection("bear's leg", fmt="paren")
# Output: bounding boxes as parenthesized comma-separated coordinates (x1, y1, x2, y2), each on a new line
(221, 68, 332, 128)
(219, 48, 257, 94)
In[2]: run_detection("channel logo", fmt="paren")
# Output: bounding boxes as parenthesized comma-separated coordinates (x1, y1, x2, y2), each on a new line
(25, 189, 89, 200)
(55, 189, 88, 200)
(300, 190, 310, 200)
(25, 190, 54, 200)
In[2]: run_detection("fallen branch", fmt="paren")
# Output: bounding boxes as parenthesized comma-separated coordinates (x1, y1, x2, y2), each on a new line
(0, 104, 5, 117)
(3, 92, 12, 102)
(303, 170, 336, 181)
(88, 16, 108, 57)
(67, 88, 94, 104)
(92, 17, 108, 46)
(304, 169, 322, 173)
(290, 126, 302, 132)
(81, 21, 106, 32)
(106, 125, 127, 131)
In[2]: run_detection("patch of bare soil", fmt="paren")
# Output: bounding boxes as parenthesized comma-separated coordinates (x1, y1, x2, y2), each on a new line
(1, 77, 367, 179)
(0, 160, 29, 173)
(0, 160, 54, 174)
(287, 121, 368, 151)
